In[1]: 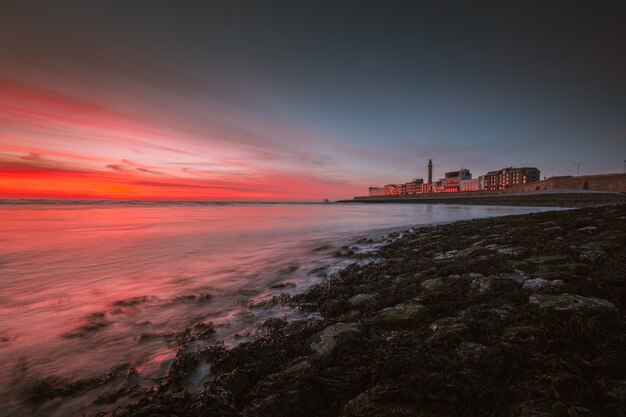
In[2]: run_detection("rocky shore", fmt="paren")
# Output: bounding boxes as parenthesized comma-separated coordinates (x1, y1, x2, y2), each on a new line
(71, 204, 626, 416)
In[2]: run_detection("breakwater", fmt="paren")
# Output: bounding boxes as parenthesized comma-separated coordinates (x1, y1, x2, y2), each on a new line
(344, 190, 626, 207)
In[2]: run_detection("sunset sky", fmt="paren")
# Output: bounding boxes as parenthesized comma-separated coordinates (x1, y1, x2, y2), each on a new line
(1, 1, 625, 200)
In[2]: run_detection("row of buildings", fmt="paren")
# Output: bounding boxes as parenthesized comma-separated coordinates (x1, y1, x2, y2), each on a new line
(368, 161, 541, 196)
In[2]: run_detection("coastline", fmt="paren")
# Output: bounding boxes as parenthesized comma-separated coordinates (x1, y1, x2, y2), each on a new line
(27, 202, 626, 416)
(337, 190, 626, 208)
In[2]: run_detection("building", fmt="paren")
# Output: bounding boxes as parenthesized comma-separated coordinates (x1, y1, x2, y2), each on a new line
(483, 171, 500, 191)
(460, 178, 480, 191)
(483, 167, 541, 191)
(384, 184, 399, 195)
(364, 163, 540, 196)
(444, 168, 472, 192)
(497, 167, 541, 190)
(368, 187, 385, 196)
(404, 178, 424, 195)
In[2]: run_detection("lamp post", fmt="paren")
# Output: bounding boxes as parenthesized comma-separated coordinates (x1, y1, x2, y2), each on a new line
(572, 162, 585, 176)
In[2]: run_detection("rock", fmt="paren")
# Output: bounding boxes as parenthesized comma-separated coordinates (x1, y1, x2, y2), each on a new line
(497, 247, 525, 256)
(469, 275, 521, 298)
(341, 383, 421, 417)
(349, 293, 375, 306)
(465, 272, 484, 280)
(310, 322, 363, 357)
(522, 278, 563, 292)
(420, 277, 446, 291)
(429, 316, 470, 344)
(393, 272, 421, 285)
(529, 294, 618, 317)
(579, 250, 607, 263)
(577, 226, 597, 232)
(270, 281, 296, 289)
(504, 269, 529, 284)
(372, 303, 429, 329)
(539, 221, 558, 227)
(434, 250, 458, 260)
(544, 226, 563, 232)
(525, 255, 571, 266)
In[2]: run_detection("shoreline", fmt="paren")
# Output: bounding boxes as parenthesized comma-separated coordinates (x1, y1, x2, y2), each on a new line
(337, 190, 626, 208)
(24, 203, 626, 416)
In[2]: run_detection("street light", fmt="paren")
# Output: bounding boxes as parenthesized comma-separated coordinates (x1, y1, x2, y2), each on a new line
(572, 162, 585, 176)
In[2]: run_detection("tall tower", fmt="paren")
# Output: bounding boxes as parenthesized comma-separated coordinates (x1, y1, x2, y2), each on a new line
(428, 159, 433, 184)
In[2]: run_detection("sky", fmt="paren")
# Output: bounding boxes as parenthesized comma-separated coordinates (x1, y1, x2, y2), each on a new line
(0, 1, 625, 201)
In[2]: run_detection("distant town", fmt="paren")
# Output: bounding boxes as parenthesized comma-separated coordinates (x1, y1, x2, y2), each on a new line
(368, 159, 541, 196)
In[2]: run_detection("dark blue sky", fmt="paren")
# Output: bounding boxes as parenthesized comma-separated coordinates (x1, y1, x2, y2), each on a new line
(1, 1, 624, 199)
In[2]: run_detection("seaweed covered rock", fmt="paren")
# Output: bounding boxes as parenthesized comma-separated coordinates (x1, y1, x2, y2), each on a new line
(522, 277, 564, 293)
(371, 303, 429, 329)
(468, 275, 522, 302)
(310, 322, 363, 358)
(529, 293, 618, 317)
(429, 316, 470, 345)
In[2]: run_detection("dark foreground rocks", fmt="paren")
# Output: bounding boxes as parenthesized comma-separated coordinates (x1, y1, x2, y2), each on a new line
(109, 204, 626, 417)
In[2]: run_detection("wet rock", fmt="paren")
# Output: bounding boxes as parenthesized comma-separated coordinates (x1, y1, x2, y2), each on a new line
(393, 272, 422, 285)
(371, 303, 428, 329)
(504, 269, 529, 284)
(112, 296, 153, 307)
(172, 293, 213, 303)
(526, 255, 571, 266)
(577, 226, 598, 232)
(469, 275, 521, 299)
(334, 246, 356, 257)
(174, 322, 215, 346)
(529, 294, 618, 316)
(420, 277, 447, 291)
(249, 293, 291, 309)
(341, 383, 421, 417)
(310, 322, 363, 358)
(348, 293, 375, 306)
(522, 277, 563, 293)
(308, 266, 328, 277)
(544, 226, 563, 232)
(429, 316, 470, 344)
(313, 244, 333, 252)
(434, 250, 457, 260)
(497, 246, 526, 256)
(579, 249, 607, 263)
(270, 281, 296, 289)
(62, 313, 112, 338)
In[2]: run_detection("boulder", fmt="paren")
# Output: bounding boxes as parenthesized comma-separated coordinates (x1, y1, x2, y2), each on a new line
(522, 278, 563, 293)
(349, 293, 376, 306)
(420, 277, 446, 291)
(429, 316, 470, 344)
(579, 250, 607, 263)
(393, 272, 422, 285)
(372, 303, 429, 329)
(529, 294, 618, 317)
(310, 322, 363, 358)
(469, 275, 521, 299)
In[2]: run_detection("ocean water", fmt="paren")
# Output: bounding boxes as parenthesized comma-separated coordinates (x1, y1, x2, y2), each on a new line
(0, 202, 557, 416)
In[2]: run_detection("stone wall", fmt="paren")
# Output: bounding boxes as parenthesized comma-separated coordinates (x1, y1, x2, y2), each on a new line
(506, 173, 626, 193)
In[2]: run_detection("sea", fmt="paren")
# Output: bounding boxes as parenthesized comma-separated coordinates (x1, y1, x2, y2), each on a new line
(0, 201, 558, 416)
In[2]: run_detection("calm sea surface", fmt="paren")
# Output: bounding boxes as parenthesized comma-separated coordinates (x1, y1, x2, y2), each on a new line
(0, 202, 557, 416)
